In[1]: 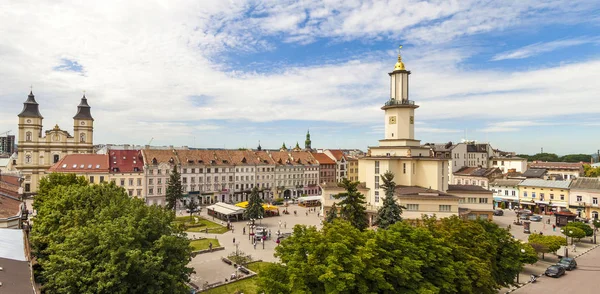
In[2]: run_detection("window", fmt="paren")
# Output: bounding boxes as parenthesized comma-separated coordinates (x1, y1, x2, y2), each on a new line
(593, 198, 598, 205)
(157, 169, 162, 175)
(25, 131, 32, 141)
(375, 161, 380, 174)
(128, 189, 133, 196)
(403, 163, 406, 174)
(90, 176, 95, 183)
(550, 193, 554, 200)
(374, 176, 379, 189)
(129, 178, 134, 186)
(148, 178, 153, 185)
(531, 192, 536, 199)
(479, 198, 488, 204)
(524, 191, 528, 197)
(158, 178, 162, 184)
(182, 177, 187, 184)
(207, 168, 211, 173)
(406, 204, 419, 211)
(439, 205, 451, 212)
(137, 189, 141, 196)
(504, 190, 508, 196)
(540, 193, 545, 201)
(137, 178, 142, 186)
(560, 194, 565, 200)
(80, 132, 86, 143)
(468, 197, 477, 204)
(577, 195, 582, 202)
(25, 154, 31, 164)
(512, 191, 516, 196)
(374, 191, 380, 203)
(149, 188, 154, 195)
(53, 154, 59, 163)
(158, 187, 162, 194)
(100, 176, 105, 183)
(25, 183, 31, 192)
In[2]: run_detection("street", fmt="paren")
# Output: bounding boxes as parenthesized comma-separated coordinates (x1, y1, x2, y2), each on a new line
(513, 244, 600, 294)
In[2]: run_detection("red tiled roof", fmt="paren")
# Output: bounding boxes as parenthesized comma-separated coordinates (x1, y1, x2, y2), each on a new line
(48, 154, 109, 173)
(327, 150, 345, 161)
(0, 175, 21, 186)
(228, 150, 261, 165)
(142, 149, 178, 165)
(290, 151, 317, 165)
(311, 152, 336, 165)
(109, 150, 143, 173)
(254, 151, 275, 165)
(269, 151, 292, 165)
(0, 194, 21, 218)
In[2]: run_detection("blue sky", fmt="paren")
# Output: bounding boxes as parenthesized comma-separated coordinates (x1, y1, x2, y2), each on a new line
(1, 0, 600, 155)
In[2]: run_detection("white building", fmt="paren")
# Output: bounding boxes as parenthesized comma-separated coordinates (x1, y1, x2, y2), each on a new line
(490, 156, 527, 173)
(490, 179, 522, 209)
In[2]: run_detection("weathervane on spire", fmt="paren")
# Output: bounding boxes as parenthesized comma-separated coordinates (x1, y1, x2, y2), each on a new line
(394, 45, 406, 71)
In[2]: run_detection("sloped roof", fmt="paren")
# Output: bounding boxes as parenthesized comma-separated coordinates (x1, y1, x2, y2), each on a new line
(177, 150, 214, 165)
(269, 151, 292, 165)
(0, 195, 21, 219)
(569, 177, 600, 191)
(290, 151, 318, 165)
(48, 154, 109, 173)
(109, 150, 143, 173)
(490, 179, 523, 187)
(254, 151, 276, 165)
(518, 179, 571, 189)
(529, 162, 583, 170)
(327, 150, 345, 161)
(522, 168, 547, 178)
(142, 149, 178, 165)
(212, 150, 233, 165)
(447, 185, 491, 193)
(454, 167, 501, 177)
(311, 152, 336, 165)
(228, 150, 260, 165)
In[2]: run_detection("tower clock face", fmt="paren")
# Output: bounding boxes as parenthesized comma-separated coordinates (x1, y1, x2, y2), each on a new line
(389, 116, 397, 124)
(80, 121, 85, 125)
(27, 119, 31, 123)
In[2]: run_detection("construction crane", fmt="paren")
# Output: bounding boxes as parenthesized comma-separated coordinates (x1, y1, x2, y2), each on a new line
(147, 137, 154, 146)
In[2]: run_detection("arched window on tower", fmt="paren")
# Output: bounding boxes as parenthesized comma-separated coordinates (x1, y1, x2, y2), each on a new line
(26, 131, 32, 142)
(80, 132, 86, 143)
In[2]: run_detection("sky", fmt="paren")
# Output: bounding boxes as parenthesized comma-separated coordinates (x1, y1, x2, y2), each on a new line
(1, 0, 599, 155)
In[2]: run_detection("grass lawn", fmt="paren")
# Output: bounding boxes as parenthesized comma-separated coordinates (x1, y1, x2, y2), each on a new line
(173, 216, 229, 234)
(203, 276, 258, 294)
(189, 238, 220, 251)
(246, 261, 271, 273)
(203, 262, 272, 294)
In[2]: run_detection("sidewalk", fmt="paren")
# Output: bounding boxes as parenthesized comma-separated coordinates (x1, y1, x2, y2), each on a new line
(500, 240, 600, 293)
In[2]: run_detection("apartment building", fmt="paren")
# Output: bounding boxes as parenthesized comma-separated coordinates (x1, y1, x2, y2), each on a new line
(568, 177, 600, 220)
(108, 150, 144, 198)
(518, 179, 571, 214)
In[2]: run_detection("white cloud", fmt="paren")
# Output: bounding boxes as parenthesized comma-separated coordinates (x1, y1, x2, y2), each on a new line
(491, 38, 599, 61)
(478, 120, 555, 132)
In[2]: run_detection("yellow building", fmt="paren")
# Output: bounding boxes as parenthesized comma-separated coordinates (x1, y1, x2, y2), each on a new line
(347, 157, 359, 182)
(517, 179, 570, 214)
(321, 48, 455, 223)
(568, 177, 600, 220)
(16, 92, 94, 195)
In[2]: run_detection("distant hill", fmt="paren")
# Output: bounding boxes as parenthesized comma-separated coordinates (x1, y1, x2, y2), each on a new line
(516, 153, 592, 163)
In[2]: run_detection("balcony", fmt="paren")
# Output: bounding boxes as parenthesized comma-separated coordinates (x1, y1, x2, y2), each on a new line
(383, 99, 415, 107)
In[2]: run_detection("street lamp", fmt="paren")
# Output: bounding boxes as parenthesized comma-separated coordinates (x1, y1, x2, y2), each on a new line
(517, 248, 525, 284)
(561, 229, 569, 258)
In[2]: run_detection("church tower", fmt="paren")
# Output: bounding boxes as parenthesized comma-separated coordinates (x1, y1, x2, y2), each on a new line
(304, 129, 312, 150)
(17, 91, 44, 167)
(73, 94, 94, 147)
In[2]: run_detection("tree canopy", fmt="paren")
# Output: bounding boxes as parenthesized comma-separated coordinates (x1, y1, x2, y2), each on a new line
(257, 217, 528, 294)
(335, 178, 368, 230)
(244, 187, 265, 220)
(324, 203, 338, 223)
(31, 173, 193, 294)
(517, 153, 591, 163)
(375, 171, 403, 229)
(565, 222, 593, 237)
(165, 164, 183, 210)
(584, 164, 600, 177)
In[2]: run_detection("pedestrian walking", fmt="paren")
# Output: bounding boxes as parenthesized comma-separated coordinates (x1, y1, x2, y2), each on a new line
(253, 240, 257, 250)
(573, 243, 577, 252)
(231, 225, 234, 233)
(276, 238, 280, 246)
(209, 242, 213, 252)
(284, 222, 287, 229)
(233, 237, 236, 244)
(306, 211, 308, 216)
(279, 220, 282, 228)
(243, 227, 246, 235)
(552, 224, 556, 231)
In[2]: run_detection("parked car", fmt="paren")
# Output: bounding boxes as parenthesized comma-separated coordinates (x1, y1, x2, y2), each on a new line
(519, 214, 530, 220)
(516, 209, 532, 216)
(186, 206, 201, 213)
(556, 257, 577, 271)
(529, 215, 543, 222)
(545, 265, 566, 278)
(493, 209, 504, 216)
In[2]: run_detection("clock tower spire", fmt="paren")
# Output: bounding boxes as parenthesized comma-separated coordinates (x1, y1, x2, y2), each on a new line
(382, 45, 419, 146)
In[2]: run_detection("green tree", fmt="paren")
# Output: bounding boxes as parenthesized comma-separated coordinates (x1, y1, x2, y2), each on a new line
(564, 226, 586, 242)
(528, 234, 566, 257)
(566, 222, 593, 237)
(325, 203, 338, 223)
(593, 219, 600, 229)
(335, 178, 368, 230)
(244, 187, 265, 220)
(31, 178, 193, 293)
(165, 164, 183, 210)
(584, 164, 600, 177)
(528, 242, 550, 260)
(185, 197, 198, 220)
(375, 171, 403, 229)
(559, 154, 591, 162)
(519, 243, 539, 264)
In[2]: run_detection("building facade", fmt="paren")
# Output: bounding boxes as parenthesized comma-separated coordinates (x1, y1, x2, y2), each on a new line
(108, 150, 144, 198)
(0, 135, 15, 155)
(490, 156, 527, 173)
(142, 149, 177, 206)
(453, 167, 503, 189)
(490, 179, 521, 209)
(347, 157, 359, 182)
(312, 152, 336, 187)
(447, 185, 494, 220)
(529, 162, 583, 180)
(518, 179, 571, 214)
(16, 92, 94, 195)
(324, 149, 348, 182)
(568, 177, 600, 220)
(48, 154, 110, 184)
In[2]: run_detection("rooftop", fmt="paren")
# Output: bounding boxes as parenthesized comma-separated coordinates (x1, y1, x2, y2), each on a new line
(447, 185, 491, 193)
(569, 177, 600, 191)
(454, 167, 502, 178)
(394, 185, 460, 200)
(0, 195, 22, 219)
(522, 168, 547, 178)
(490, 179, 523, 186)
(0, 229, 34, 294)
(327, 150, 346, 161)
(529, 162, 584, 170)
(311, 152, 336, 165)
(518, 179, 571, 189)
(48, 154, 109, 173)
(109, 150, 143, 173)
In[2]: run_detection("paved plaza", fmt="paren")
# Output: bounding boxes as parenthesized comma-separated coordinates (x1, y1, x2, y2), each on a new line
(187, 203, 322, 286)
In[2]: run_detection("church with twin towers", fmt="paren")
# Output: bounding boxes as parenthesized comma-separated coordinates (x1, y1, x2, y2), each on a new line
(16, 91, 95, 194)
